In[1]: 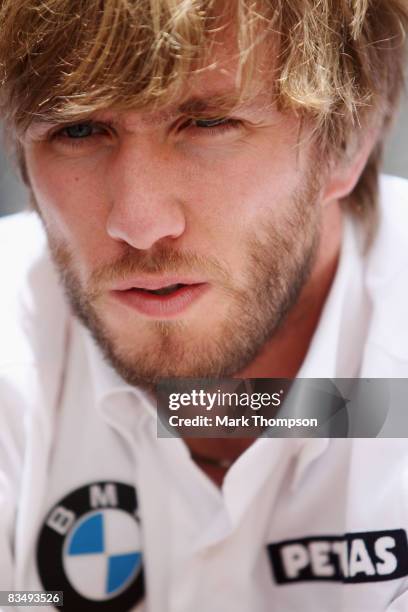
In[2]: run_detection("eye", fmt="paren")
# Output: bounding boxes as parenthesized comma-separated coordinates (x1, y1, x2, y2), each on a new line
(181, 117, 243, 141)
(191, 117, 241, 131)
(194, 118, 233, 129)
(49, 120, 113, 151)
(60, 122, 101, 139)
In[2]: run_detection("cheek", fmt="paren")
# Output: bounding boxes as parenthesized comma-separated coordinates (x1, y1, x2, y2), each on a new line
(25, 148, 111, 258)
(189, 145, 303, 237)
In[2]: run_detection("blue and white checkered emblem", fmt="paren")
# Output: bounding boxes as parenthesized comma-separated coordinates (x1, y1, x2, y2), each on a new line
(37, 482, 145, 611)
(64, 508, 142, 600)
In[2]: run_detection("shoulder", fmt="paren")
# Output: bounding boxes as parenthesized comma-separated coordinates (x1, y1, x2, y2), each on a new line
(379, 173, 408, 204)
(377, 174, 408, 256)
(366, 175, 408, 302)
(0, 210, 48, 294)
(0, 210, 68, 394)
(0, 209, 45, 243)
(363, 175, 408, 367)
(0, 214, 55, 507)
(0, 212, 50, 364)
(0, 212, 69, 487)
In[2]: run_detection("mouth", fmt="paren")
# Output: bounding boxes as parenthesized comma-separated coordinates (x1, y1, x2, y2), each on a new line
(110, 281, 209, 318)
(136, 283, 187, 296)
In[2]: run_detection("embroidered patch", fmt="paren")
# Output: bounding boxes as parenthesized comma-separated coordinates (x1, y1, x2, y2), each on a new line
(37, 481, 144, 610)
(268, 530, 408, 584)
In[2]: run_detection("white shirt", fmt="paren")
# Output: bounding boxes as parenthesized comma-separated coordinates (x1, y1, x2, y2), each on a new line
(1, 175, 408, 612)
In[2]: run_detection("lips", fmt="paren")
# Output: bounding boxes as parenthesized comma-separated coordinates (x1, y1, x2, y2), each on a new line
(111, 276, 206, 292)
(110, 279, 209, 318)
(136, 283, 185, 296)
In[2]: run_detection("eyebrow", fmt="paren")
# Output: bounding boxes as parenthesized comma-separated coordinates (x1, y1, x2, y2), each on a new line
(177, 92, 243, 115)
(26, 89, 258, 135)
(138, 91, 250, 126)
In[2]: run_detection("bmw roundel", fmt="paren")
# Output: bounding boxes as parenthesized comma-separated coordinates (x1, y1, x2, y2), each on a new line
(37, 481, 145, 611)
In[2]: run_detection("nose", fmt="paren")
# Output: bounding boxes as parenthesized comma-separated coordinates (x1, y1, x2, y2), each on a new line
(105, 142, 186, 250)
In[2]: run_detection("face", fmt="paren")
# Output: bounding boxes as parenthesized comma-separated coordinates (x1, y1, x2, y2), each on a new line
(23, 40, 324, 386)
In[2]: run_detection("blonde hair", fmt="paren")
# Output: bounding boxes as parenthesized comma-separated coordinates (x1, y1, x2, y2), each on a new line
(0, 0, 407, 221)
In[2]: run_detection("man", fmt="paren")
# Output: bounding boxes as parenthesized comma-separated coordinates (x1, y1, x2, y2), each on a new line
(0, 0, 408, 610)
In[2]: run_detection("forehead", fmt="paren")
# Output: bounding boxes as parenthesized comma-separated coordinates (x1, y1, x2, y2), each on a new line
(122, 63, 274, 128)
(14, 1, 277, 133)
(181, 21, 276, 105)
(30, 27, 276, 132)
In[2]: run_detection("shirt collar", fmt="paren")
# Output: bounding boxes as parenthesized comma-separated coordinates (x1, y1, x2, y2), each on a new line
(284, 213, 366, 487)
(78, 316, 330, 490)
(79, 320, 156, 422)
(297, 213, 368, 378)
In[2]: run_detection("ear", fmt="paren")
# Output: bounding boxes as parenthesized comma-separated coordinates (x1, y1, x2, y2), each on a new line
(321, 128, 380, 206)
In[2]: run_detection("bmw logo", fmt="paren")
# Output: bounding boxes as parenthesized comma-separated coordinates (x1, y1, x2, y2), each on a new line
(37, 482, 145, 610)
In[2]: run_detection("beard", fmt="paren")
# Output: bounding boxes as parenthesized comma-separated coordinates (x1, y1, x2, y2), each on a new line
(42, 176, 321, 387)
